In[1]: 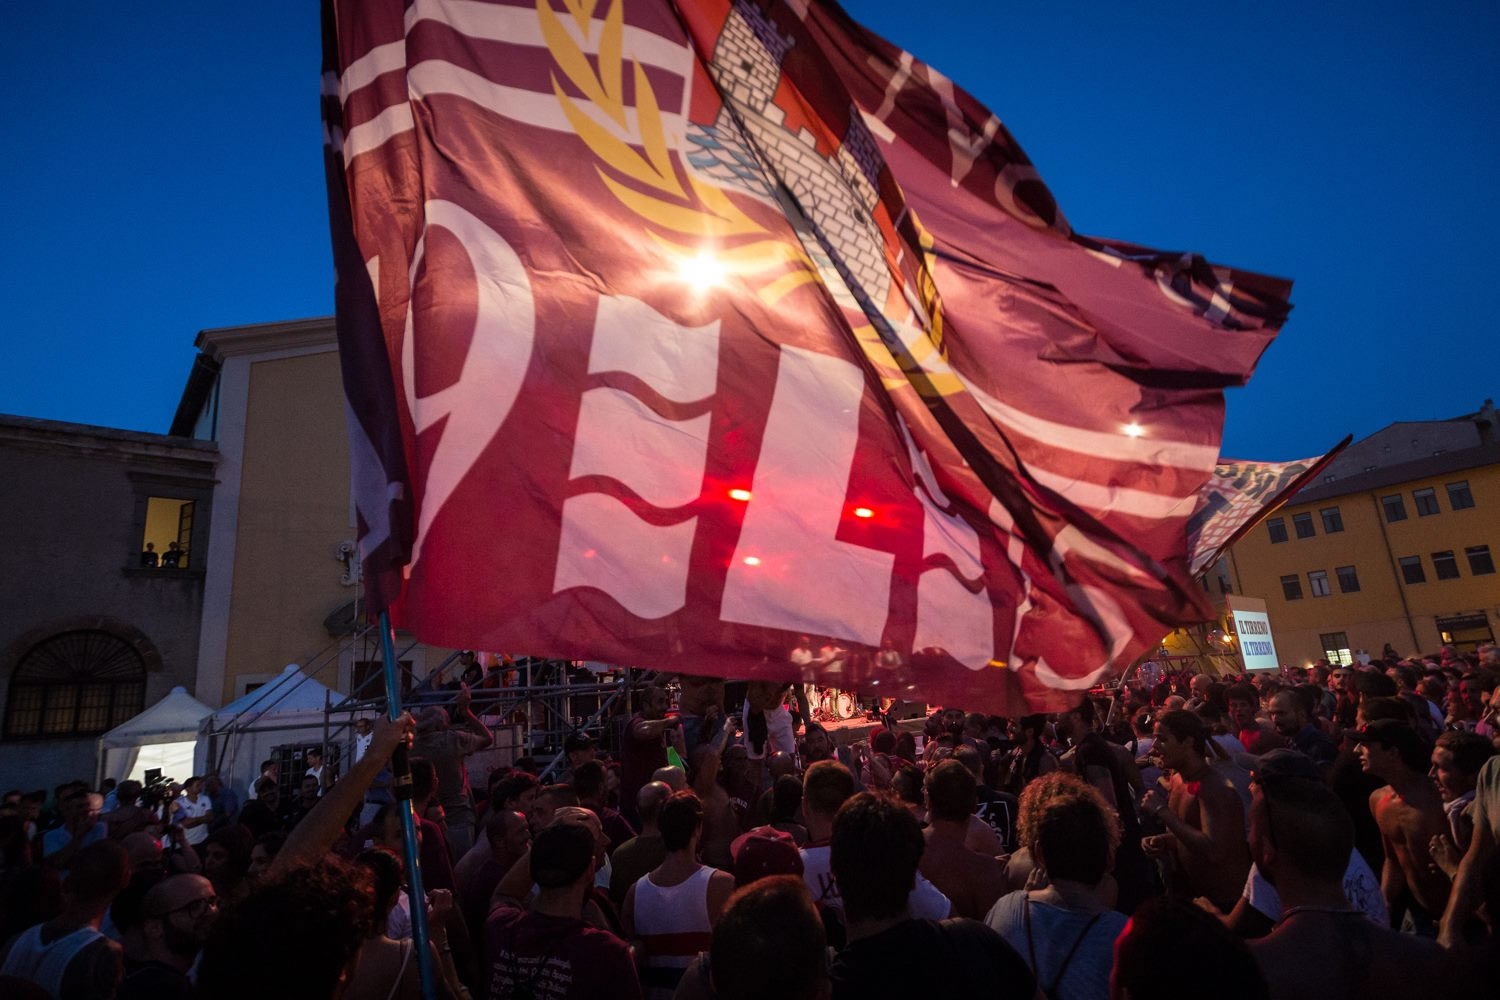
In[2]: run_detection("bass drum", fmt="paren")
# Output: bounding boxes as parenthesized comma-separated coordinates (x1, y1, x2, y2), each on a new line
(834, 690, 856, 720)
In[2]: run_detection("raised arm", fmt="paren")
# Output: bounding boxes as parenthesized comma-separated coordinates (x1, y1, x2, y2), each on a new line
(271, 711, 413, 874)
(452, 684, 493, 749)
(692, 715, 737, 798)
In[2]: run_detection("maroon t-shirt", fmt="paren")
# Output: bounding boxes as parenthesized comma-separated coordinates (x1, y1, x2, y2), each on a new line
(484, 903, 642, 1000)
(620, 713, 668, 818)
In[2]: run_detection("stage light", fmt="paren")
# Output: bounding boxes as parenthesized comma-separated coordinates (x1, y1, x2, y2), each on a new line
(1123, 422, 1145, 438)
(677, 251, 725, 291)
(743, 556, 762, 566)
(728, 488, 752, 501)
(853, 507, 874, 518)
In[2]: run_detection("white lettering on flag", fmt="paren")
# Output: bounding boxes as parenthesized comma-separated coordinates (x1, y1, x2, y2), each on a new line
(554, 295, 720, 618)
(721, 347, 893, 644)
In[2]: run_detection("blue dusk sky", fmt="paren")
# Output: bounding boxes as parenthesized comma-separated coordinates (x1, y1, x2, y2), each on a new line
(1, 1, 1496, 461)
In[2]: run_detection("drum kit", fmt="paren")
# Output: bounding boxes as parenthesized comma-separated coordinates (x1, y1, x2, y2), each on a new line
(804, 683, 859, 721)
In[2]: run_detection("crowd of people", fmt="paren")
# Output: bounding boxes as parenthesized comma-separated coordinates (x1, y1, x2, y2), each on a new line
(3, 643, 1500, 999)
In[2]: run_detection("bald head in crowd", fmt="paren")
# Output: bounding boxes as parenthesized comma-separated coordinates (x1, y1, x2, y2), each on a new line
(637, 780, 672, 829)
(652, 765, 687, 792)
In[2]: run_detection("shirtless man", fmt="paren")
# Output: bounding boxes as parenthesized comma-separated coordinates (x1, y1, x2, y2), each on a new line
(673, 673, 726, 754)
(1139, 710, 1249, 911)
(689, 713, 746, 869)
(919, 760, 1006, 919)
(1350, 719, 1450, 929)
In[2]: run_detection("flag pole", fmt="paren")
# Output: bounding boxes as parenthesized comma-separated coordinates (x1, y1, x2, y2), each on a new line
(381, 611, 438, 1000)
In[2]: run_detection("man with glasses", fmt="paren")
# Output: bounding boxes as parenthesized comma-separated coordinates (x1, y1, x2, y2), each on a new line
(116, 874, 217, 1000)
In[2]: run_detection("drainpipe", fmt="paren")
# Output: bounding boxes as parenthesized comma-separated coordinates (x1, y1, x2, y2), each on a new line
(1371, 492, 1421, 652)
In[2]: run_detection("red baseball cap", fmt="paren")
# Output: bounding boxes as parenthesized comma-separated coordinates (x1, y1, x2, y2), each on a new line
(729, 826, 803, 887)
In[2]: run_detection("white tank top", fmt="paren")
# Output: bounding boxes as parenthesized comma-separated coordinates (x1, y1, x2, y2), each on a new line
(633, 866, 715, 1000)
(0, 924, 104, 998)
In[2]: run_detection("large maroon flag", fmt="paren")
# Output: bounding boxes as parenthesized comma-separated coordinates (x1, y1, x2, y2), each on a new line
(324, 0, 1303, 712)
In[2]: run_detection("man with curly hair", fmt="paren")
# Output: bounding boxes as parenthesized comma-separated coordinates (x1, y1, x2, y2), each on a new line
(986, 773, 1126, 1000)
(197, 858, 374, 1000)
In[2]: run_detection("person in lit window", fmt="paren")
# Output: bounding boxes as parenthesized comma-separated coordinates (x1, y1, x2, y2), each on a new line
(139, 543, 158, 567)
(160, 541, 184, 568)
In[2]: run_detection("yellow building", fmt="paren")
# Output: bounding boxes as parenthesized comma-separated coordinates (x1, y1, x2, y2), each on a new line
(1226, 401, 1500, 665)
(171, 318, 446, 705)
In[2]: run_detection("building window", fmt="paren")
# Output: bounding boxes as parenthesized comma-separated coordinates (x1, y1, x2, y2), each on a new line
(1399, 555, 1426, 585)
(1280, 574, 1303, 601)
(1266, 517, 1288, 544)
(1308, 570, 1331, 597)
(1320, 507, 1344, 533)
(1447, 481, 1474, 510)
(1319, 632, 1353, 667)
(1467, 545, 1495, 576)
(1432, 551, 1460, 580)
(138, 497, 195, 569)
(1292, 512, 1315, 539)
(1336, 565, 1360, 593)
(1382, 495, 1407, 523)
(1413, 487, 1440, 517)
(4, 630, 146, 739)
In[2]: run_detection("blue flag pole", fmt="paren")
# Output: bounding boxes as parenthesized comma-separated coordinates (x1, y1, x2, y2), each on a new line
(381, 611, 438, 1000)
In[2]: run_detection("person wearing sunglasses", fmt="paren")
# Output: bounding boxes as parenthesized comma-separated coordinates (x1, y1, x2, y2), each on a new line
(116, 874, 217, 1000)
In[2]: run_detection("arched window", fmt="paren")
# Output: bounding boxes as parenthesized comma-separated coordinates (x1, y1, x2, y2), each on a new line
(5, 630, 147, 738)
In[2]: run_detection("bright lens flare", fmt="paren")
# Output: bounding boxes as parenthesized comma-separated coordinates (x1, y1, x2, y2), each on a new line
(743, 556, 762, 566)
(1123, 422, 1145, 438)
(728, 488, 752, 502)
(677, 251, 726, 292)
(852, 507, 874, 519)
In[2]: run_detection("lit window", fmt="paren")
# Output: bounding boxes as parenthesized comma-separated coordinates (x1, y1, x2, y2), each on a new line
(139, 497, 194, 569)
(1280, 574, 1303, 601)
(1465, 545, 1494, 576)
(1319, 632, 1352, 667)
(1447, 481, 1474, 510)
(1308, 570, 1331, 597)
(1413, 488, 1440, 517)
(1293, 512, 1315, 539)
(1320, 507, 1343, 533)
(1336, 565, 1360, 593)
(1382, 495, 1407, 523)
(1432, 551, 1460, 580)
(1398, 556, 1425, 585)
(1267, 517, 1288, 544)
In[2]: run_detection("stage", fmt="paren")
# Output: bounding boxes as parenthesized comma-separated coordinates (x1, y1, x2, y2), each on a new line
(818, 713, 927, 746)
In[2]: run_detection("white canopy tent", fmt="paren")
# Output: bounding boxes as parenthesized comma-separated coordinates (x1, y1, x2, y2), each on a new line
(195, 664, 348, 800)
(97, 686, 214, 786)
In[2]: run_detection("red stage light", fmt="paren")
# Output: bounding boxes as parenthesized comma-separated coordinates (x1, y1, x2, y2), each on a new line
(728, 488, 752, 501)
(853, 507, 874, 519)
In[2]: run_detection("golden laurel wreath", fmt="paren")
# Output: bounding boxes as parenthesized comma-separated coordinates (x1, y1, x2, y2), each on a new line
(536, 0, 959, 399)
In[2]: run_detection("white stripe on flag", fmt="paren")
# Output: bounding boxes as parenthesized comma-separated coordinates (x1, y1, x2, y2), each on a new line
(341, 41, 405, 100)
(407, 0, 693, 76)
(958, 373, 1221, 473)
(344, 103, 415, 166)
(406, 60, 687, 147)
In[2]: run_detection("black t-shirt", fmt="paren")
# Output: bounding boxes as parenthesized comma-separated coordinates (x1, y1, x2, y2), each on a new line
(236, 800, 281, 839)
(830, 918, 1035, 1000)
(116, 959, 192, 1000)
(974, 785, 1019, 853)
